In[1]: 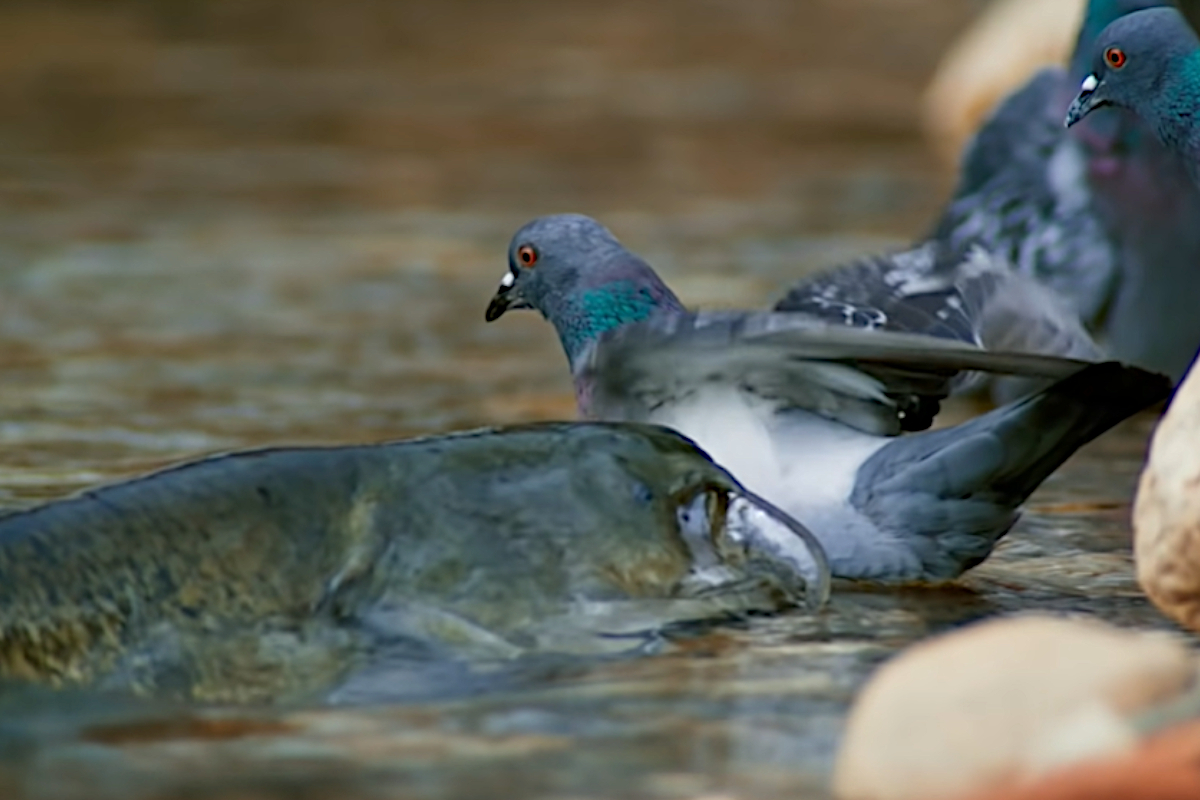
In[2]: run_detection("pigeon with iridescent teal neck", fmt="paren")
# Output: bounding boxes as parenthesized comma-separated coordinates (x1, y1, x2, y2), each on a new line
(1066, 5, 1200, 379)
(485, 214, 1169, 584)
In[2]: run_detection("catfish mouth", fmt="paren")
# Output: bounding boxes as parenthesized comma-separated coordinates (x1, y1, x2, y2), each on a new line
(673, 481, 831, 612)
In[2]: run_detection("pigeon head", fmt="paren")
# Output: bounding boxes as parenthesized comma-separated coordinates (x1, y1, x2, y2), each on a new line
(1066, 7, 1200, 138)
(485, 214, 685, 367)
(1070, 0, 1173, 79)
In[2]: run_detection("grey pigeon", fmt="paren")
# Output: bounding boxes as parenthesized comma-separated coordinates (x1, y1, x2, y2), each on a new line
(1066, 6, 1200, 379)
(485, 214, 1169, 583)
(783, 0, 1200, 383)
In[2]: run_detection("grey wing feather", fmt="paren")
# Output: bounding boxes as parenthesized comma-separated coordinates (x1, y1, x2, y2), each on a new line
(774, 242, 980, 344)
(582, 311, 1093, 436)
(953, 69, 1070, 195)
(964, 255, 1104, 362)
(775, 242, 1102, 364)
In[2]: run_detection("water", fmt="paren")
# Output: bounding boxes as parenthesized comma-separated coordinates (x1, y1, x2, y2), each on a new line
(0, 1, 1182, 797)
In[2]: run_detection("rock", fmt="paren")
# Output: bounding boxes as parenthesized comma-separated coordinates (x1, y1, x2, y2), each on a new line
(832, 615, 1195, 800)
(957, 720, 1200, 800)
(922, 0, 1084, 168)
(1135, 362, 1200, 632)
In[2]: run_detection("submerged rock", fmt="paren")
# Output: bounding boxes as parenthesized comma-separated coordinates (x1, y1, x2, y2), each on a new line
(0, 422, 829, 703)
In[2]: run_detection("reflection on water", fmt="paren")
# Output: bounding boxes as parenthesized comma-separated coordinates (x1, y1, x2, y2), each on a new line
(0, 0, 1185, 798)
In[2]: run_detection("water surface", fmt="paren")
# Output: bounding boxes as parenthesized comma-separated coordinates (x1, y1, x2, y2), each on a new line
(0, 1, 1182, 797)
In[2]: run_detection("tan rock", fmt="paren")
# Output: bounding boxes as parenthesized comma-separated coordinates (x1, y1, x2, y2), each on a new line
(958, 720, 1200, 800)
(1135, 364, 1200, 632)
(833, 615, 1194, 800)
(922, 0, 1084, 168)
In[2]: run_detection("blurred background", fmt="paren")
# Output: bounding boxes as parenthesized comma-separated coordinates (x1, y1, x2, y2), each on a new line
(0, 0, 1008, 499)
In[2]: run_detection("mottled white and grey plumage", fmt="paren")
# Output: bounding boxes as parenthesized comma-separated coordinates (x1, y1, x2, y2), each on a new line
(777, 72, 1112, 370)
(774, 238, 1104, 368)
(582, 299, 1095, 436)
(935, 70, 1119, 328)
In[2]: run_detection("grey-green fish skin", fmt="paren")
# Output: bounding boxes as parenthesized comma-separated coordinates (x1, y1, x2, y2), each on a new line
(0, 422, 813, 700)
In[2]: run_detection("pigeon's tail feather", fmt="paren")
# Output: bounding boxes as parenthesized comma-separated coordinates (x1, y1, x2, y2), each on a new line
(853, 362, 1169, 580)
(950, 361, 1167, 503)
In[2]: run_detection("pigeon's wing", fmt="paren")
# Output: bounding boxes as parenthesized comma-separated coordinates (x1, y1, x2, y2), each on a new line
(774, 241, 1103, 365)
(584, 74, 1115, 436)
(849, 361, 1170, 581)
(582, 311, 1093, 436)
(773, 242, 979, 344)
(932, 67, 1119, 326)
(778, 68, 1114, 355)
(961, 252, 1104, 362)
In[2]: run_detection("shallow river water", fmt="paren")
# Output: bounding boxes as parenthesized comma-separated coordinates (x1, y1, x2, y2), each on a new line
(0, 1, 1184, 798)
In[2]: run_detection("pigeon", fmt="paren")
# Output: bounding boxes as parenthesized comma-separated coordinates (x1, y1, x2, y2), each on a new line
(783, 0, 1200, 383)
(484, 214, 1170, 583)
(1067, 4, 1200, 379)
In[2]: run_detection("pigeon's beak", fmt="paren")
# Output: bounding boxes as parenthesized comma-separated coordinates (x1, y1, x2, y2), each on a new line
(1065, 73, 1104, 128)
(485, 271, 530, 322)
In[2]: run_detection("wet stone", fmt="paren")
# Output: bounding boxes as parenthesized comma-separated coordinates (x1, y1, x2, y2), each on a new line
(1135, 362, 1200, 634)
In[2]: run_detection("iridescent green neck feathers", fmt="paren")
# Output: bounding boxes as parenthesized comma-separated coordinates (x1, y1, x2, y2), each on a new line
(554, 281, 663, 365)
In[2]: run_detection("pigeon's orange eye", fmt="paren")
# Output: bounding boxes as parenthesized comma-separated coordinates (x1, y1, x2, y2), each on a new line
(1105, 47, 1127, 69)
(517, 245, 538, 267)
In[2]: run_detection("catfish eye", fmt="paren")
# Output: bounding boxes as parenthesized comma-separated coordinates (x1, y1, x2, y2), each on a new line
(1105, 47, 1127, 70)
(517, 245, 538, 268)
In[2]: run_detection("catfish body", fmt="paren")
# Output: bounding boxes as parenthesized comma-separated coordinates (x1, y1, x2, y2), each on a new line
(0, 423, 814, 700)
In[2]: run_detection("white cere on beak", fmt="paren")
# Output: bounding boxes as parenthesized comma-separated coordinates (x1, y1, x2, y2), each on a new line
(1081, 74, 1099, 93)
(500, 271, 515, 288)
